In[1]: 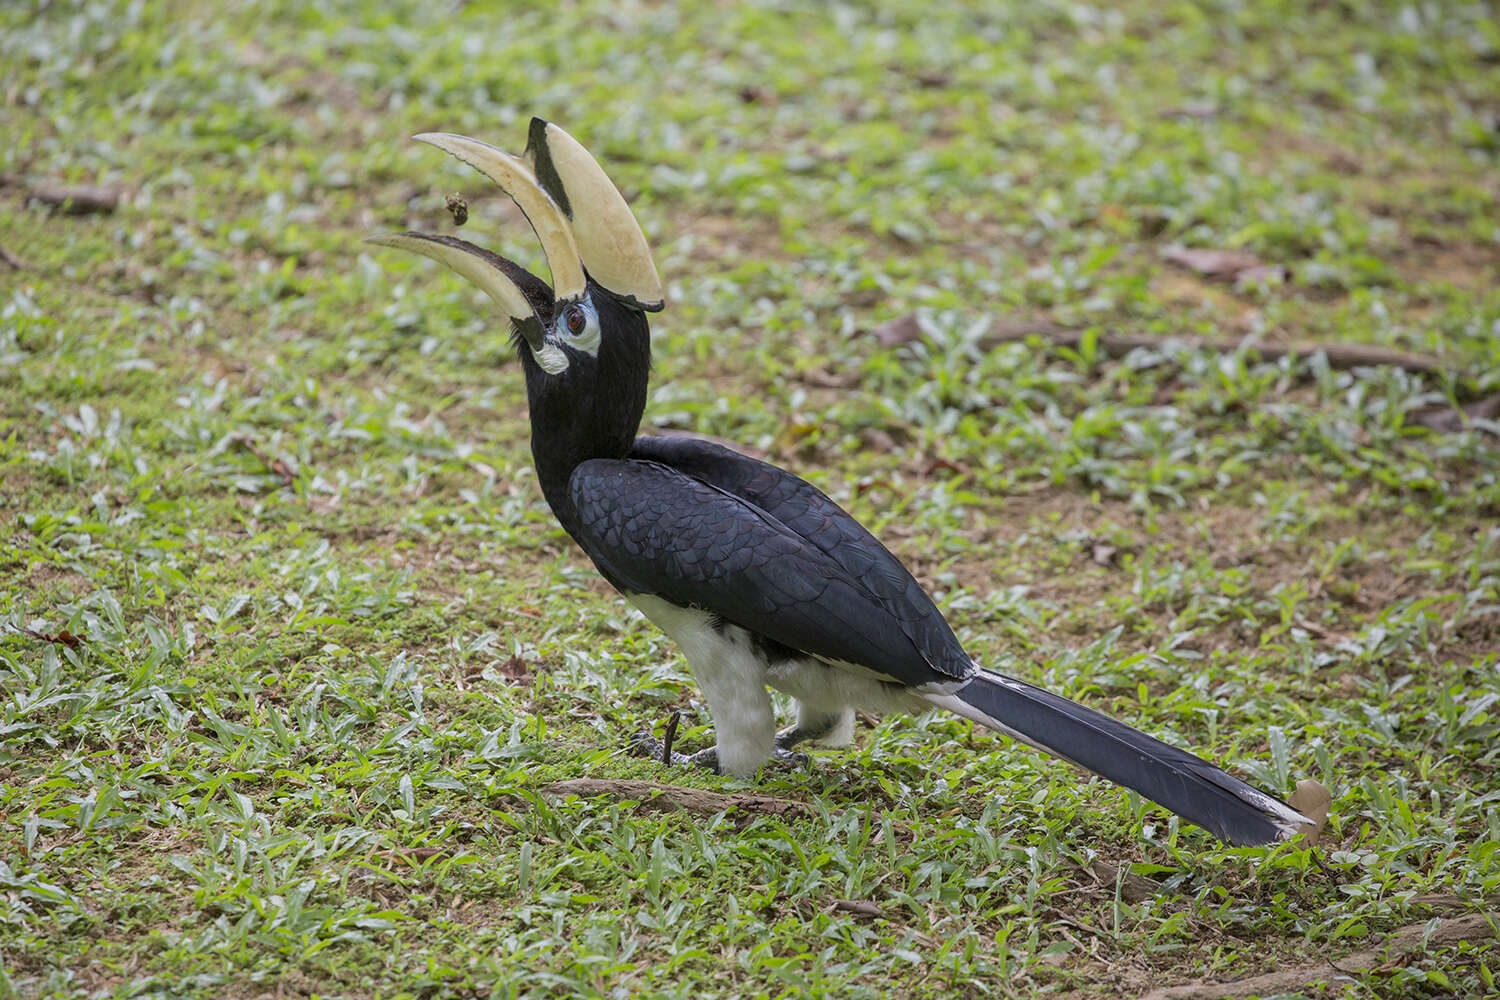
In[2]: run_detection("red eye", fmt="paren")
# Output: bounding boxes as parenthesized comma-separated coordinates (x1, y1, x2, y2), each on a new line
(565, 305, 586, 335)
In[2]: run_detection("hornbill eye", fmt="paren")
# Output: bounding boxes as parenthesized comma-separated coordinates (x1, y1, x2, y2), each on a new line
(565, 304, 587, 336)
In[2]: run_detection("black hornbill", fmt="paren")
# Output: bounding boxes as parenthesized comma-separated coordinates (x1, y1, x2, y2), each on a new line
(369, 119, 1309, 847)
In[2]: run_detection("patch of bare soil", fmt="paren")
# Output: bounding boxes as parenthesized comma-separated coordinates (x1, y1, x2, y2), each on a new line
(1389, 240, 1500, 293)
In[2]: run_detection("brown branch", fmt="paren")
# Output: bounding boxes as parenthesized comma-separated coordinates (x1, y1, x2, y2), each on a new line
(0, 245, 24, 270)
(1131, 912, 1497, 1000)
(23, 182, 123, 215)
(542, 778, 813, 819)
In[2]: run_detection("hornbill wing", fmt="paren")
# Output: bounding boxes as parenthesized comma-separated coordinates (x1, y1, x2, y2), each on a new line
(617, 437, 1308, 846)
(627, 434, 972, 680)
(567, 457, 970, 689)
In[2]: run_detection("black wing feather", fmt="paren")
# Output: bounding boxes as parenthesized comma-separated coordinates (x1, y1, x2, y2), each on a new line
(568, 457, 966, 688)
(627, 435, 971, 679)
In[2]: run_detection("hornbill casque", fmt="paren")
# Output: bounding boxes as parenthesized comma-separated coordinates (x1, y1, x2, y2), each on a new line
(369, 119, 1310, 847)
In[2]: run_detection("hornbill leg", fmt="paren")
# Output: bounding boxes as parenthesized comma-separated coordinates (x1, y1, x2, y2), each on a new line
(769, 706, 855, 768)
(775, 705, 854, 751)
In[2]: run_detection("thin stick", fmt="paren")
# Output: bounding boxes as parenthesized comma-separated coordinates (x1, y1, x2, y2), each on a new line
(661, 710, 681, 765)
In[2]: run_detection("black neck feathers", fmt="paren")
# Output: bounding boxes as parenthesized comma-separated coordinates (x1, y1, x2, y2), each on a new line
(521, 289, 651, 539)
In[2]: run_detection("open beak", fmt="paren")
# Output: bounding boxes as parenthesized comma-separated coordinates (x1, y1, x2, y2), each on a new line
(364, 231, 551, 351)
(524, 119, 664, 312)
(365, 119, 664, 347)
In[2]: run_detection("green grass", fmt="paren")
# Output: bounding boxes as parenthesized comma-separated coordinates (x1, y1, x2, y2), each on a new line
(3, 1, 1499, 997)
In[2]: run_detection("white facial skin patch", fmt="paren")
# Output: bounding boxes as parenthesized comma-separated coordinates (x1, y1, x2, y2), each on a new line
(532, 342, 570, 374)
(529, 296, 601, 375)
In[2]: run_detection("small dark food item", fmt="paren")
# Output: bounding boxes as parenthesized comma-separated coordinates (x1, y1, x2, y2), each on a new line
(445, 193, 468, 226)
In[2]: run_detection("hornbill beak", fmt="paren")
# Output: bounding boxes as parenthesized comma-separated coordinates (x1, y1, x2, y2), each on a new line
(365, 120, 664, 353)
(523, 118, 664, 312)
(364, 231, 553, 352)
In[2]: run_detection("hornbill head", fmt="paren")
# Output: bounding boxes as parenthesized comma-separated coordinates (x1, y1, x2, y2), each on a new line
(367, 118, 663, 380)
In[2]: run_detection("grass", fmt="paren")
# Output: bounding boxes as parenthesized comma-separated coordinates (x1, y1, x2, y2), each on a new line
(2, 0, 1498, 997)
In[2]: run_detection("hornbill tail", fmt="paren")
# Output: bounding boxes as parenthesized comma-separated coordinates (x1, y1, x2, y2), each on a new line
(926, 669, 1310, 847)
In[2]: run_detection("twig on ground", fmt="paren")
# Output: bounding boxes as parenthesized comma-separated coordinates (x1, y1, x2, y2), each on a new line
(830, 898, 885, 919)
(661, 710, 681, 765)
(0, 245, 23, 269)
(542, 778, 813, 819)
(1130, 912, 1498, 1000)
(24, 181, 123, 215)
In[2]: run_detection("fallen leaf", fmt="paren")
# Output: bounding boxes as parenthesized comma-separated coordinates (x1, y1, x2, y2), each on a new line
(737, 85, 776, 105)
(1090, 859, 1164, 902)
(1411, 391, 1500, 433)
(924, 457, 971, 478)
(17, 627, 84, 649)
(868, 313, 922, 347)
(1289, 778, 1333, 845)
(496, 655, 533, 682)
(1233, 264, 1289, 285)
(797, 365, 856, 389)
(859, 428, 898, 453)
(1162, 245, 1277, 282)
(1158, 103, 1220, 120)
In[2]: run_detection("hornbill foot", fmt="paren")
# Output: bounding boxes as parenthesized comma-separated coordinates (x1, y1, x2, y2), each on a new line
(626, 731, 721, 774)
(770, 725, 817, 769)
(774, 724, 820, 754)
(769, 745, 811, 769)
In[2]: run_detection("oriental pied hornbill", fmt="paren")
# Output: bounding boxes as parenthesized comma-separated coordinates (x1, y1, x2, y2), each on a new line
(369, 119, 1309, 847)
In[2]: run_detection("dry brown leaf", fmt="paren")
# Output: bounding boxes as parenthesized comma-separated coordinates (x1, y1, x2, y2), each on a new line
(495, 655, 533, 683)
(1090, 859, 1164, 903)
(869, 313, 922, 347)
(1289, 778, 1333, 845)
(1162, 245, 1272, 281)
(17, 626, 84, 649)
(830, 899, 885, 919)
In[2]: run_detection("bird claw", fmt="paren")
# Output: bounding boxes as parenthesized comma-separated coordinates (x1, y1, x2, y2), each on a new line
(770, 746, 811, 770)
(625, 730, 720, 773)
